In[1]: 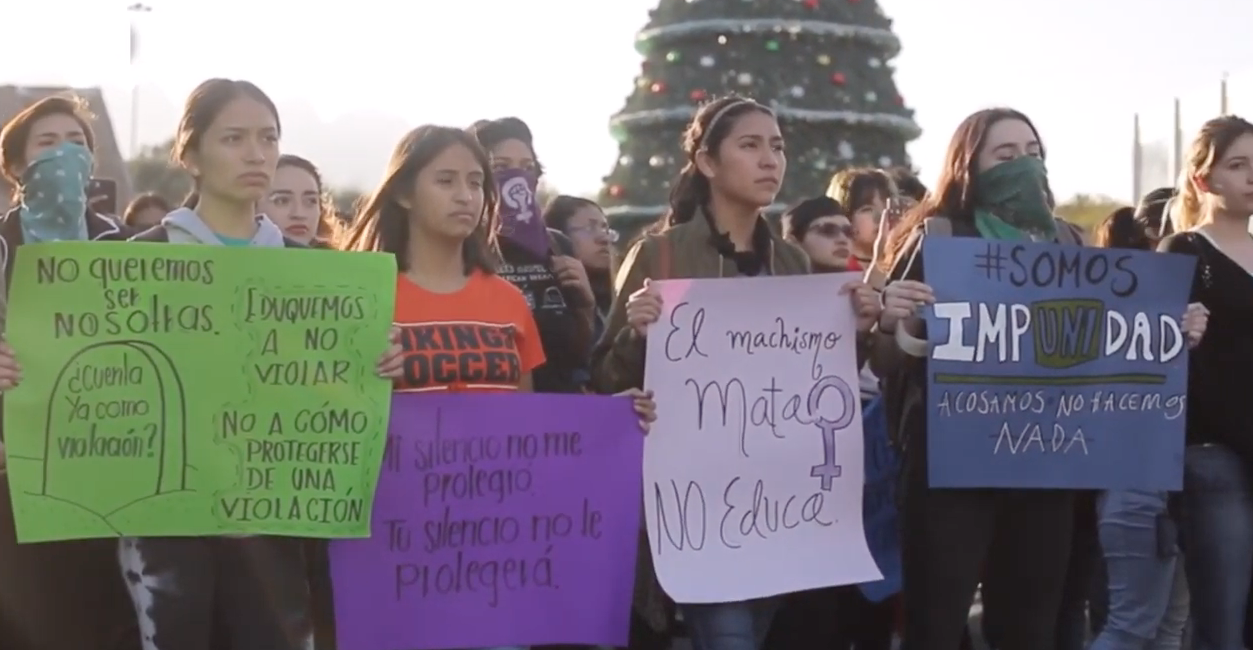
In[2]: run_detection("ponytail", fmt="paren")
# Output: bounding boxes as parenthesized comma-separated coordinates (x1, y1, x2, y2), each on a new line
(640, 95, 771, 240)
(649, 163, 710, 235)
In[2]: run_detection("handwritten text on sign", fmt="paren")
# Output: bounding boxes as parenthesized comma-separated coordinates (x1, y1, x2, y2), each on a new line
(922, 239, 1193, 489)
(2, 243, 395, 541)
(328, 393, 643, 650)
(643, 275, 881, 603)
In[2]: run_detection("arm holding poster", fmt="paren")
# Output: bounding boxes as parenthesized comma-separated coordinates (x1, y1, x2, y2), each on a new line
(870, 227, 935, 372)
(590, 237, 660, 393)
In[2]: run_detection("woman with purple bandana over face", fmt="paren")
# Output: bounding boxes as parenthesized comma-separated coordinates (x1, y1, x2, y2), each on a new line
(469, 118, 597, 396)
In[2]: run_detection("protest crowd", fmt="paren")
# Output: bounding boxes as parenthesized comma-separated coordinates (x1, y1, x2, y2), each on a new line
(0, 75, 1248, 650)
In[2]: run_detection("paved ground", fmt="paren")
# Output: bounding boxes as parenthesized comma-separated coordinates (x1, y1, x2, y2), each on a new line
(664, 609, 991, 650)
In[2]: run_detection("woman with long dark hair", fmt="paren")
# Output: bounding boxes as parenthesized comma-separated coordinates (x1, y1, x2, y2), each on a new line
(469, 118, 596, 394)
(338, 124, 655, 650)
(874, 108, 1112, 650)
(593, 95, 879, 650)
(543, 195, 617, 346)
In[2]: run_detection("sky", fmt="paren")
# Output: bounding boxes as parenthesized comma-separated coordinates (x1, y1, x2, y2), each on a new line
(4, 0, 1252, 204)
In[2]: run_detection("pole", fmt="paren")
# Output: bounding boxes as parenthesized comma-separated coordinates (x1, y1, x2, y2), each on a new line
(1172, 98, 1182, 181)
(1221, 72, 1229, 114)
(1132, 113, 1142, 202)
(126, 3, 152, 158)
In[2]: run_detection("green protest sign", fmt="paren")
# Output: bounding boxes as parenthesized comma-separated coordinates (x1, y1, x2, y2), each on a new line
(2, 242, 396, 542)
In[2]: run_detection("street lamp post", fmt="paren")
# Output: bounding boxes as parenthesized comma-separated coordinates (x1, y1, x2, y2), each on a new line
(127, 3, 152, 158)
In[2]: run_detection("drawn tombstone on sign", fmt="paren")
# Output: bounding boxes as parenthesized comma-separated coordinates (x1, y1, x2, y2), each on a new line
(39, 340, 189, 525)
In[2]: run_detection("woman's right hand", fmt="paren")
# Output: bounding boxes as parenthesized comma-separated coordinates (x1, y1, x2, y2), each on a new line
(626, 278, 664, 337)
(0, 341, 21, 391)
(880, 280, 935, 332)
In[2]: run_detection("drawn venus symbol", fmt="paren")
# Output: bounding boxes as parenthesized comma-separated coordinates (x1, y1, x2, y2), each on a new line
(807, 375, 856, 491)
(38, 341, 189, 531)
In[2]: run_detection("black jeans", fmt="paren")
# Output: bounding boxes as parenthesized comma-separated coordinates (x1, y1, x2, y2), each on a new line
(1052, 495, 1101, 650)
(900, 463, 1076, 650)
(762, 586, 893, 650)
(117, 536, 312, 650)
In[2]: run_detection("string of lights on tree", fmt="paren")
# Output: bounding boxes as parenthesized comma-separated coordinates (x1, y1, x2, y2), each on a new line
(599, 0, 920, 230)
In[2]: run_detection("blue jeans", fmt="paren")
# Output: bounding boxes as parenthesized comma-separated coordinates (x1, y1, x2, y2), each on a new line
(1181, 444, 1253, 650)
(1090, 490, 1189, 650)
(681, 598, 779, 650)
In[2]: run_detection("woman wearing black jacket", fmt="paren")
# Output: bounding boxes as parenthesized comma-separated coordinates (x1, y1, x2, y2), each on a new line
(470, 117, 596, 393)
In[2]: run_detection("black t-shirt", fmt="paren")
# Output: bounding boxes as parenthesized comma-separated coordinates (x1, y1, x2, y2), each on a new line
(1160, 232, 1253, 464)
(497, 230, 589, 393)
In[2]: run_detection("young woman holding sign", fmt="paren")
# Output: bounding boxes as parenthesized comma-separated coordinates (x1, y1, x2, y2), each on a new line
(0, 94, 137, 650)
(336, 124, 654, 650)
(873, 108, 1207, 650)
(1158, 115, 1253, 650)
(124, 78, 406, 650)
(591, 95, 880, 650)
(0, 79, 406, 650)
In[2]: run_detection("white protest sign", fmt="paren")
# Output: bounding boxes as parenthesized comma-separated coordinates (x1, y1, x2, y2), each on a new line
(643, 274, 881, 603)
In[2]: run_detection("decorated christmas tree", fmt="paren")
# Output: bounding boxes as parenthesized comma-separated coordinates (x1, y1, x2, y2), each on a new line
(600, 0, 920, 236)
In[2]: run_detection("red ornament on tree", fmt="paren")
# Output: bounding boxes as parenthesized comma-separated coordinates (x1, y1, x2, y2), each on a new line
(609, 185, 624, 198)
(803, 0, 818, 7)
(895, 95, 905, 105)
(690, 89, 707, 101)
(831, 72, 846, 85)
(650, 81, 666, 93)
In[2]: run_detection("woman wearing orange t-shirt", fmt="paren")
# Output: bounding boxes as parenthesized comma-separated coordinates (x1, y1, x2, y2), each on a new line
(339, 125, 545, 394)
(338, 124, 655, 649)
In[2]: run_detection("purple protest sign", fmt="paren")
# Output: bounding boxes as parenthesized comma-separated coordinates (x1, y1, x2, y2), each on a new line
(495, 169, 551, 258)
(329, 392, 644, 650)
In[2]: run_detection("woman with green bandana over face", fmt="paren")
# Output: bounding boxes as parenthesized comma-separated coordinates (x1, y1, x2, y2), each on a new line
(871, 108, 1086, 650)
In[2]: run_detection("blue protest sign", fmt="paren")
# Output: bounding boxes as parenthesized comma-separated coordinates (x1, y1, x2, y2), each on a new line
(858, 397, 901, 602)
(921, 238, 1194, 490)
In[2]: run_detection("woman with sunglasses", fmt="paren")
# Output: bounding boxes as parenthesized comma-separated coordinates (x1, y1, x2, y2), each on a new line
(782, 196, 855, 272)
(543, 195, 618, 346)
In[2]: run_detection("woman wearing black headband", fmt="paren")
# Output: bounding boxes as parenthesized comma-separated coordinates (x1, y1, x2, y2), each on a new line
(593, 95, 880, 650)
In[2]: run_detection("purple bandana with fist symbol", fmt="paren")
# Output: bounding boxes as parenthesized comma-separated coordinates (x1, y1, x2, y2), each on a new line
(496, 169, 550, 258)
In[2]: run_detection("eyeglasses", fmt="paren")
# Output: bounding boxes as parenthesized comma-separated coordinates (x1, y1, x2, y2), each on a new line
(569, 224, 620, 243)
(808, 223, 854, 239)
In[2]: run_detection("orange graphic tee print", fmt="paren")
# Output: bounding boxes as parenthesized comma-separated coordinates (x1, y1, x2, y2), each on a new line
(392, 272, 545, 392)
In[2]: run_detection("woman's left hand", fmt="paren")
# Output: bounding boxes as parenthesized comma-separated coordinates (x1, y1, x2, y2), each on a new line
(841, 280, 882, 332)
(1183, 302, 1209, 349)
(617, 388, 657, 433)
(553, 255, 595, 307)
(376, 325, 405, 378)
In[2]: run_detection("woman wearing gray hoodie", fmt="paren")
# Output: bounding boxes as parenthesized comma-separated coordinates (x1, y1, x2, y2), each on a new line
(20, 78, 402, 650)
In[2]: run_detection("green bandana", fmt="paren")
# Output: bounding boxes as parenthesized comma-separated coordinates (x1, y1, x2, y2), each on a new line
(972, 156, 1057, 241)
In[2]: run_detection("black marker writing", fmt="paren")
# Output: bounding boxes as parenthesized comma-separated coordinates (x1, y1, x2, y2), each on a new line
(663, 301, 708, 362)
(1006, 245, 1139, 298)
(242, 288, 366, 324)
